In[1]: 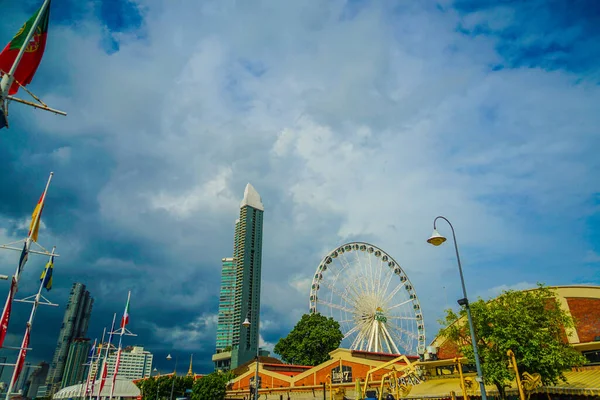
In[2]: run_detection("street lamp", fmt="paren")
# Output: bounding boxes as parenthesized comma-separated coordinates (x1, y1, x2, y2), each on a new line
(242, 313, 260, 400)
(427, 216, 488, 400)
(166, 354, 178, 400)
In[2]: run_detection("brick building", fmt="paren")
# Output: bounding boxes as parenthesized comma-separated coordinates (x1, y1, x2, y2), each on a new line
(431, 285, 600, 364)
(226, 348, 420, 399)
(224, 285, 600, 399)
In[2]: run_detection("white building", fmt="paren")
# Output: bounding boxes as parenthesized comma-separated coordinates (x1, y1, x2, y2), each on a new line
(90, 346, 153, 380)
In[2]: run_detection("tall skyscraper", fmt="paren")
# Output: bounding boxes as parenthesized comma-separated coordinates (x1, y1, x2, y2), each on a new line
(45, 283, 93, 395)
(215, 257, 236, 350)
(213, 184, 265, 371)
(61, 338, 91, 388)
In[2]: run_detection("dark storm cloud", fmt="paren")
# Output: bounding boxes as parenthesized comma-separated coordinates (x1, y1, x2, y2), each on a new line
(454, 0, 600, 75)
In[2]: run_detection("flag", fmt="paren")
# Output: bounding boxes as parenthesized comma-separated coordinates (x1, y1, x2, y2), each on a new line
(17, 242, 28, 277)
(0, 1, 51, 95)
(10, 326, 30, 388)
(110, 348, 122, 398)
(88, 339, 96, 360)
(99, 315, 116, 394)
(28, 194, 45, 242)
(120, 292, 130, 328)
(0, 277, 17, 348)
(98, 360, 108, 394)
(39, 254, 54, 291)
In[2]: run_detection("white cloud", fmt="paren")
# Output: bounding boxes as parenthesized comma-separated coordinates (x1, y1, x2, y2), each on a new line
(149, 167, 238, 217)
(51, 147, 72, 164)
(477, 281, 538, 300)
(259, 334, 276, 356)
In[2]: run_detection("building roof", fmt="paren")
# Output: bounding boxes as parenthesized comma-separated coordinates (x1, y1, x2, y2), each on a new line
(53, 380, 140, 399)
(350, 350, 420, 361)
(262, 362, 312, 369)
(232, 356, 282, 375)
(404, 368, 600, 399)
(240, 183, 264, 211)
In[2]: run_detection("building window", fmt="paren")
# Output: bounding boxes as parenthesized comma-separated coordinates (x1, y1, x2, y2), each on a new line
(583, 350, 600, 365)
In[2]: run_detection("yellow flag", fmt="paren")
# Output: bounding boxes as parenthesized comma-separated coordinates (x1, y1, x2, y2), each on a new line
(28, 195, 44, 242)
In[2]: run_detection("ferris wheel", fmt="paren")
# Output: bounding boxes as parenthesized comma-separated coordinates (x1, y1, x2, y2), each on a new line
(309, 242, 425, 355)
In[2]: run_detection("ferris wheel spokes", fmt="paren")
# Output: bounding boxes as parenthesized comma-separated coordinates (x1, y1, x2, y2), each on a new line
(309, 242, 426, 355)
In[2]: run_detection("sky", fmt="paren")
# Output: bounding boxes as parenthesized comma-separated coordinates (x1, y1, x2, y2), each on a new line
(0, 0, 599, 377)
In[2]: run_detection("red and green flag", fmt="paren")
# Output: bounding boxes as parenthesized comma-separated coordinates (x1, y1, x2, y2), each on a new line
(10, 326, 30, 389)
(120, 291, 131, 328)
(0, 1, 51, 95)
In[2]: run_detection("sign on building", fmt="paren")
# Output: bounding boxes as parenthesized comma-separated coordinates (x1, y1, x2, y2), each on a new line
(330, 365, 352, 383)
(389, 372, 423, 389)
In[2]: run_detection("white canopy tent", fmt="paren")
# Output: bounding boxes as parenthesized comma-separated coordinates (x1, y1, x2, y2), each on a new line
(53, 380, 140, 400)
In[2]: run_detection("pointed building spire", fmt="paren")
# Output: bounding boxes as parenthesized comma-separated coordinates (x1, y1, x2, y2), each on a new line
(187, 354, 193, 377)
(240, 183, 264, 211)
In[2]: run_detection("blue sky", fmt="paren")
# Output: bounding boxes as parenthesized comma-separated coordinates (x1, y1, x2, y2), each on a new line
(0, 0, 599, 376)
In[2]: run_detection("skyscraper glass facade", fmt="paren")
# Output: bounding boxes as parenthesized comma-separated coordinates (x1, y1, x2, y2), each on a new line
(61, 338, 91, 388)
(216, 257, 236, 350)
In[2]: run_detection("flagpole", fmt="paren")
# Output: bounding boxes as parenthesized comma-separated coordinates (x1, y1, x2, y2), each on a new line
(89, 328, 106, 400)
(99, 314, 117, 399)
(0, 0, 51, 97)
(5, 247, 56, 400)
(109, 291, 131, 400)
(108, 334, 123, 400)
(0, 172, 53, 349)
(81, 338, 97, 400)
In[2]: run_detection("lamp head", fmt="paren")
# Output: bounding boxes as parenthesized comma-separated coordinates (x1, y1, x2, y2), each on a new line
(166, 354, 172, 360)
(427, 229, 447, 246)
(242, 317, 251, 328)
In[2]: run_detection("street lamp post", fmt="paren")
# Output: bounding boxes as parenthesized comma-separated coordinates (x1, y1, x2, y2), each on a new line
(242, 312, 260, 400)
(166, 354, 178, 400)
(427, 216, 488, 400)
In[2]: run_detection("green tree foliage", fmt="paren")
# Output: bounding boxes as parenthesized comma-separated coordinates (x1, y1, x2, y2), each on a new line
(274, 313, 344, 366)
(191, 371, 235, 400)
(439, 284, 586, 399)
(135, 375, 194, 400)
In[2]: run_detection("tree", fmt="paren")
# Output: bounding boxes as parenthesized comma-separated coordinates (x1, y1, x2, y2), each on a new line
(136, 375, 194, 400)
(191, 371, 234, 400)
(439, 284, 586, 399)
(274, 313, 344, 366)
